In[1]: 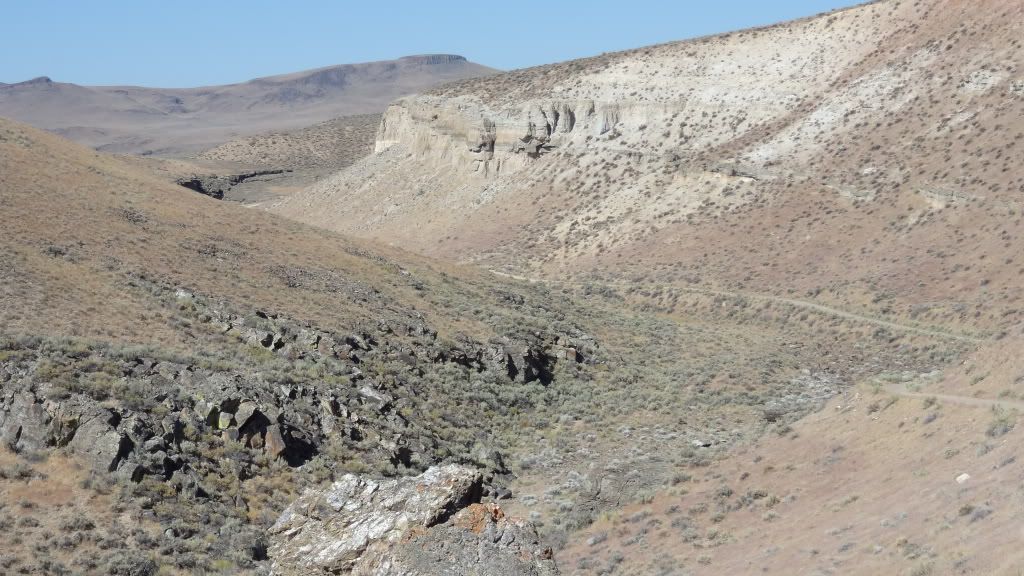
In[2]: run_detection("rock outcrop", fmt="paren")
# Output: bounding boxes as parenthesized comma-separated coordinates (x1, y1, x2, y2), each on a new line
(268, 464, 557, 575)
(0, 276, 593, 571)
(0, 280, 593, 482)
(176, 169, 291, 200)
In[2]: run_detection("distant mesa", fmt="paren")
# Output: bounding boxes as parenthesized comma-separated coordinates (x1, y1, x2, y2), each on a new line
(399, 54, 469, 65)
(11, 76, 53, 86)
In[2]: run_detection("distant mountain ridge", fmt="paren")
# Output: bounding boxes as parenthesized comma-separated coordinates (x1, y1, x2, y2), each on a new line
(0, 54, 496, 155)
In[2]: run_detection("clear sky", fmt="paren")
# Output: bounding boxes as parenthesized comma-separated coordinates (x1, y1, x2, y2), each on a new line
(1, 0, 862, 87)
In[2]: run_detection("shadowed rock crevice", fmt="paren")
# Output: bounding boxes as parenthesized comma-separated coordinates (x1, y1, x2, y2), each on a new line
(176, 169, 291, 200)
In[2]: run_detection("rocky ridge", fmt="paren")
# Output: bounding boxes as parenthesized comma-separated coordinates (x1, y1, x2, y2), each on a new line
(274, 0, 904, 241)
(0, 275, 593, 571)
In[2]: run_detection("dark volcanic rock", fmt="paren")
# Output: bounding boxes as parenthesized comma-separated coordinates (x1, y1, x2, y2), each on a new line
(0, 278, 596, 573)
(176, 169, 291, 200)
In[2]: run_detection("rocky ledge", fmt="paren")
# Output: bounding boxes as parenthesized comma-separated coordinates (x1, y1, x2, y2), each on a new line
(176, 169, 291, 200)
(269, 464, 557, 575)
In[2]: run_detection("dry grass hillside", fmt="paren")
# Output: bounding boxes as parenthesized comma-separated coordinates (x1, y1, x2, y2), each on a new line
(1, 117, 957, 574)
(0, 447, 166, 574)
(0, 117, 446, 345)
(265, 1, 1024, 572)
(562, 335, 1024, 575)
(190, 113, 381, 204)
(275, 0, 1024, 340)
(198, 113, 380, 173)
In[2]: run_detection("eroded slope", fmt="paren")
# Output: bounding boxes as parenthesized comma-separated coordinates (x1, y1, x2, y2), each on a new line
(275, 0, 1024, 338)
(0, 117, 951, 573)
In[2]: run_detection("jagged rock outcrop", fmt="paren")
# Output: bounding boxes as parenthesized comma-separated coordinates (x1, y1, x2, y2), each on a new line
(441, 331, 594, 386)
(268, 465, 557, 575)
(0, 277, 596, 480)
(373, 96, 604, 175)
(176, 169, 291, 200)
(0, 276, 595, 571)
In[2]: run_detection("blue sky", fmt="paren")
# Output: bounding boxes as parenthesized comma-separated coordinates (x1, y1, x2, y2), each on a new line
(1, 1, 861, 87)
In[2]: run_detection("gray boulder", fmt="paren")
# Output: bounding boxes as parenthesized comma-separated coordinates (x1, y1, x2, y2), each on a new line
(0, 392, 49, 452)
(69, 414, 132, 472)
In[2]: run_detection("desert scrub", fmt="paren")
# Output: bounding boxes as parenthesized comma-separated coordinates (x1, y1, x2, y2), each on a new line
(986, 408, 1016, 438)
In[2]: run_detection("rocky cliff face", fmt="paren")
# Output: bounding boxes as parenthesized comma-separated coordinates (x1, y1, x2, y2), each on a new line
(276, 0, 903, 259)
(374, 96, 597, 175)
(0, 278, 594, 471)
(309, 0, 904, 190)
(269, 464, 557, 575)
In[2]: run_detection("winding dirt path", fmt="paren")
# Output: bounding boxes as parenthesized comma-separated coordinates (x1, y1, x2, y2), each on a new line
(884, 383, 1024, 411)
(488, 269, 988, 344)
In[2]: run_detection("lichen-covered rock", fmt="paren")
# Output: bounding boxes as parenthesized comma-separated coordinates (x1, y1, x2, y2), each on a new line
(268, 465, 557, 575)
(0, 391, 49, 451)
(264, 424, 288, 459)
(382, 502, 558, 576)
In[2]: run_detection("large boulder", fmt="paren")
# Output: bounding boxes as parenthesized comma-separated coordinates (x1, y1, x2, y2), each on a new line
(268, 465, 557, 575)
(0, 391, 49, 452)
(68, 408, 133, 473)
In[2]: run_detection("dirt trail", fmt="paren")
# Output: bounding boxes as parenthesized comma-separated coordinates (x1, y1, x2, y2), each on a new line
(884, 383, 1024, 411)
(488, 270, 989, 344)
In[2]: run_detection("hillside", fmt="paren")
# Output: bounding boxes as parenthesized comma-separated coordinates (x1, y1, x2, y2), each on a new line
(264, 1, 1024, 571)
(1, 117, 946, 574)
(274, 0, 1024, 339)
(0, 55, 495, 155)
(562, 335, 1024, 575)
(3, 0, 1023, 573)
(197, 113, 380, 173)
(188, 113, 382, 204)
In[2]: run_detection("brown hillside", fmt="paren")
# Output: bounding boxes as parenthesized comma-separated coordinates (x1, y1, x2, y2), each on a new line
(266, 2, 1024, 572)
(0, 116, 954, 573)
(562, 335, 1024, 575)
